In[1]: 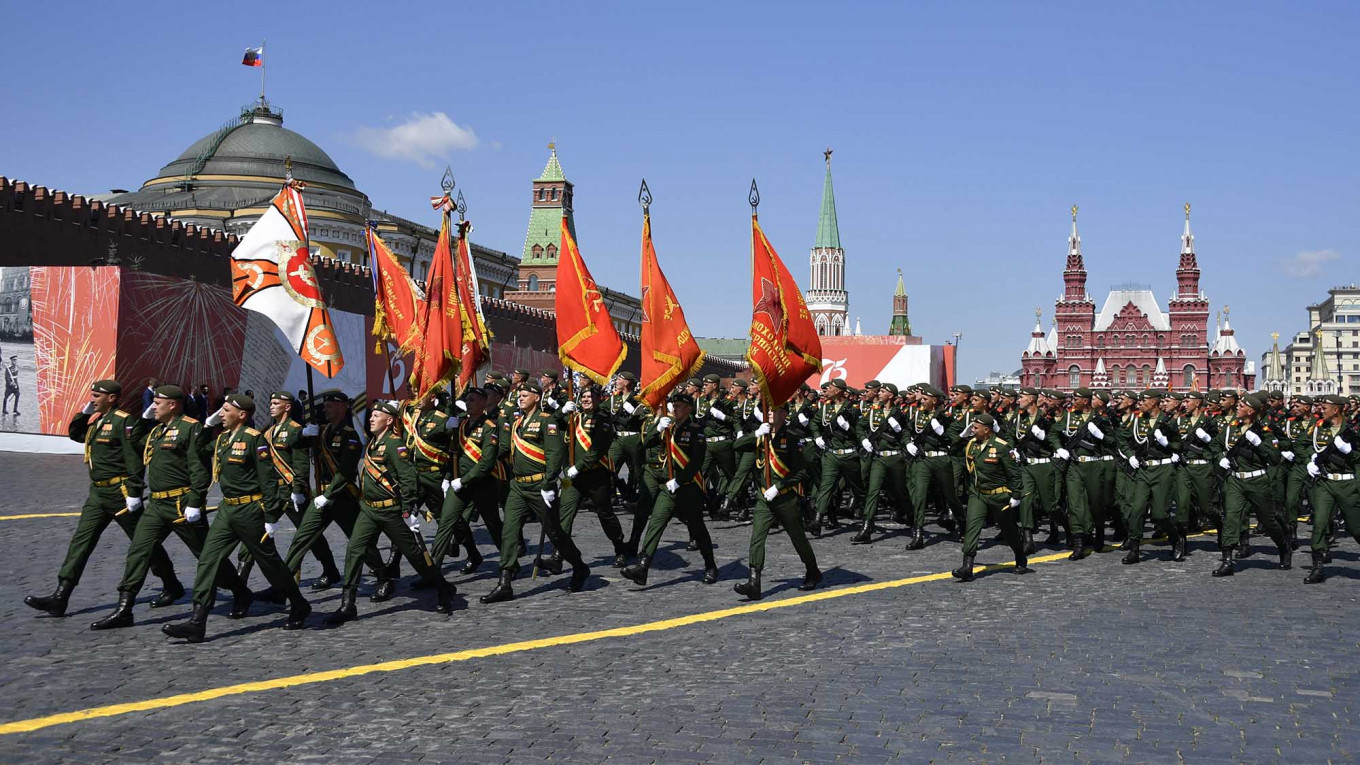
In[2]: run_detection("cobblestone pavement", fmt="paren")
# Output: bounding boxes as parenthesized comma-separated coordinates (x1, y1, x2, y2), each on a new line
(2, 452, 1359, 763)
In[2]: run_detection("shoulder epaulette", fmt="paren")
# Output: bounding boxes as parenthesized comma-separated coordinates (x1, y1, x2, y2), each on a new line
(244, 427, 261, 436)
(181, 416, 200, 425)
(994, 438, 1010, 446)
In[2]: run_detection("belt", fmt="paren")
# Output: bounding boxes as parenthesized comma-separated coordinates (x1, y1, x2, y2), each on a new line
(93, 475, 127, 487)
(1327, 473, 1356, 481)
(924, 450, 948, 458)
(150, 487, 190, 500)
(1186, 459, 1209, 465)
(833, 448, 857, 455)
(367, 498, 398, 508)
(618, 430, 638, 437)
(978, 486, 1011, 496)
(1233, 469, 1266, 479)
(1145, 458, 1174, 467)
(222, 493, 263, 506)
(706, 436, 729, 442)
(418, 465, 442, 473)
(1076, 455, 1102, 463)
(1026, 457, 1052, 465)
(515, 472, 546, 484)
(876, 450, 900, 457)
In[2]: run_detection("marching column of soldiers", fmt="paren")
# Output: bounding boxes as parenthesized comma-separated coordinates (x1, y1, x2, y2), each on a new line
(20, 374, 1360, 641)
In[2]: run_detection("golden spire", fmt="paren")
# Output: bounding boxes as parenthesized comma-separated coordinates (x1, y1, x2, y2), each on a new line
(547, 138, 556, 152)
(1071, 204, 1078, 221)
(1271, 331, 1280, 341)
(1185, 201, 1191, 220)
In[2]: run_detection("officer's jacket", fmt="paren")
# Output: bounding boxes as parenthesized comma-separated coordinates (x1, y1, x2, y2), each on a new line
(264, 417, 310, 495)
(317, 422, 363, 500)
(732, 397, 762, 449)
(1008, 408, 1061, 460)
(860, 402, 903, 452)
(964, 435, 1021, 496)
(70, 406, 149, 494)
(1057, 409, 1108, 459)
(645, 416, 706, 485)
(451, 412, 500, 486)
(945, 408, 983, 456)
(213, 424, 283, 519)
(1306, 418, 1357, 474)
(359, 428, 417, 511)
(403, 406, 453, 477)
(143, 414, 210, 506)
(508, 407, 564, 488)
(568, 407, 614, 474)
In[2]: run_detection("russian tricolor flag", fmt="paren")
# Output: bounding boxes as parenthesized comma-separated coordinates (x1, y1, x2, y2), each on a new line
(242, 47, 264, 67)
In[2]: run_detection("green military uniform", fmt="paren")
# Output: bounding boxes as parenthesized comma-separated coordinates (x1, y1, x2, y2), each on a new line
(1276, 406, 1313, 543)
(1119, 394, 1185, 563)
(810, 383, 865, 530)
(1056, 398, 1111, 558)
(26, 382, 179, 618)
(1215, 399, 1291, 574)
(1175, 403, 1223, 544)
(954, 419, 1027, 581)
(1303, 401, 1360, 582)
(559, 402, 628, 560)
(857, 394, 908, 545)
(790, 393, 821, 501)
(733, 415, 820, 600)
(695, 384, 737, 512)
(1008, 397, 1063, 547)
(405, 403, 454, 516)
(606, 387, 652, 555)
(905, 392, 960, 546)
(946, 395, 980, 517)
(725, 390, 762, 512)
(433, 405, 502, 573)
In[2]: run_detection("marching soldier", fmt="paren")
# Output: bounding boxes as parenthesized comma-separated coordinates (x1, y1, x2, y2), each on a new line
(162, 394, 310, 642)
(389, 391, 458, 600)
(1213, 393, 1291, 576)
(904, 384, 959, 550)
(621, 392, 720, 586)
(734, 404, 821, 599)
(480, 381, 590, 604)
(1303, 394, 1359, 583)
(25, 380, 181, 617)
(855, 382, 907, 545)
(433, 386, 502, 575)
(945, 385, 979, 515)
(1277, 395, 1315, 547)
(1055, 388, 1109, 560)
(694, 373, 737, 520)
(725, 378, 762, 520)
(1008, 387, 1061, 553)
(810, 378, 865, 534)
(1120, 390, 1186, 565)
(555, 384, 630, 568)
(953, 413, 1028, 582)
(606, 373, 652, 556)
(91, 385, 252, 631)
(326, 400, 454, 624)
(1175, 391, 1223, 546)
(539, 369, 571, 420)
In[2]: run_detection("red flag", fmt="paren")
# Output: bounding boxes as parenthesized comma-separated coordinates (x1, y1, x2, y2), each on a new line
(638, 212, 705, 409)
(454, 219, 492, 390)
(367, 226, 425, 355)
(555, 216, 626, 385)
(410, 214, 462, 401)
(746, 215, 821, 407)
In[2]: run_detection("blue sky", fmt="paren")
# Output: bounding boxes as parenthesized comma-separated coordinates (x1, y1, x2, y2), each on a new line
(3, 2, 1356, 382)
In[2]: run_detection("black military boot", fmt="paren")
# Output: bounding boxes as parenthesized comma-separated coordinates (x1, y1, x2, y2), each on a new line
(951, 554, 975, 582)
(370, 573, 397, 602)
(310, 569, 341, 591)
(1212, 547, 1235, 577)
(1093, 527, 1107, 553)
(283, 599, 311, 630)
(734, 568, 762, 600)
(611, 540, 629, 568)
(1234, 532, 1252, 559)
(324, 587, 358, 625)
(569, 562, 590, 592)
(620, 556, 651, 586)
(434, 579, 456, 613)
(905, 528, 926, 551)
(540, 551, 565, 576)
(25, 579, 74, 617)
(479, 571, 515, 604)
(850, 516, 874, 545)
(1022, 528, 1037, 555)
(1067, 536, 1088, 561)
(1304, 551, 1326, 584)
(456, 523, 482, 574)
(702, 559, 720, 584)
(228, 585, 254, 619)
(809, 513, 826, 538)
(90, 592, 135, 630)
(1013, 552, 1031, 574)
(1121, 537, 1141, 565)
(1044, 517, 1062, 545)
(254, 585, 288, 605)
(149, 577, 185, 609)
(460, 546, 484, 575)
(1171, 529, 1187, 562)
(1277, 540, 1293, 571)
(162, 603, 210, 643)
(384, 547, 401, 581)
(799, 567, 823, 591)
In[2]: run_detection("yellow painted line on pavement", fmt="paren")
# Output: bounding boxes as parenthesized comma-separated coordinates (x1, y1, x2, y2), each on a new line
(0, 513, 80, 521)
(0, 549, 1075, 735)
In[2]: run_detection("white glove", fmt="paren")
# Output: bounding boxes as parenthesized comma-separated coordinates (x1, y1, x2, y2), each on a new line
(1219, 457, 1232, 470)
(1009, 449, 1020, 462)
(1154, 428, 1168, 447)
(931, 418, 945, 435)
(762, 485, 779, 502)
(862, 438, 874, 453)
(655, 416, 672, 432)
(313, 495, 330, 509)
(540, 489, 557, 504)
(403, 513, 420, 531)
(290, 492, 306, 510)
(562, 401, 577, 414)
(708, 407, 726, 421)
(1056, 448, 1070, 461)
(1308, 460, 1321, 477)
(736, 430, 744, 439)
(1128, 456, 1140, 470)
(1087, 422, 1104, 440)
(1171, 453, 1180, 464)
(797, 413, 809, 426)
(543, 397, 560, 410)
(836, 415, 850, 431)
(1245, 430, 1261, 446)
(566, 466, 580, 479)
(1031, 425, 1046, 440)
(124, 496, 143, 513)
(183, 506, 202, 523)
(1008, 497, 1021, 509)
(754, 424, 771, 438)
(455, 400, 468, 412)
(444, 415, 460, 430)
(264, 521, 277, 538)
(141, 405, 156, 420)
(206, 408, 224, 427)
(906, 442, 919, 457)
(752, 406, 763, 422)
(451, 478, 463, 493)
(441, 479, 452, 494)
(1195, 427, 1211, 443)
(888, 416, 902, 432)
(81, 401, 97, 415)
(666, 402, 675, 415)
(301, 424, 320, 437)
(665, 479, 680, 494)
(622, 401, 636, 414)
(1281, 451, 1295, 463)
(1336, 435, 1353, 454)
(814, 437, 826, 448)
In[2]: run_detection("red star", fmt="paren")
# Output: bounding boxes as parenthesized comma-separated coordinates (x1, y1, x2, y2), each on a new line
(754, 277, 783, 329)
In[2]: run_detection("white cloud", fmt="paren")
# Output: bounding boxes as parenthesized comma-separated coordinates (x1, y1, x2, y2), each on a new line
(352, 112, 478, 168)
(1279, 248, 1341, 277)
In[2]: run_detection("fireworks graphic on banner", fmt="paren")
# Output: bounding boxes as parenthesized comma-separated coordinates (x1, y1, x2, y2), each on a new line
(31, 266, 120, 432)
(117, 272, 247, 396)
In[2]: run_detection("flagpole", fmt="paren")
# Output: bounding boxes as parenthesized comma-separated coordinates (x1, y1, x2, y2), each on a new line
(286, 155, 320, 495)
(259, 39, 267, 107)
(748, 178, 772, 417)
(366, 224, 404, 400)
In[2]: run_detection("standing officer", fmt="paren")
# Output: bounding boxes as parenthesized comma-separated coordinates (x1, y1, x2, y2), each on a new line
(90, 385, 252, 631)
(953, 414, 1027, 582)
(433, 386, 502, 575)
(25, 380, 181, 617)
(621, 392, 720, 586)
(694, 374, 737, 519)
(904, 385, 958, 549)
(163, 394, 310, 642)
(810, 378, 864, 534)
(733, 404, 821, 599)
(1214, 393, 1291, 576)
(1120, 390, 1186, 565)
(855, 382, 907, 545)
(1303, 394, 1359, 583)
(326, 400, 454, 624)
(555, 384, 629, 568)
(480, 381, 590, 604)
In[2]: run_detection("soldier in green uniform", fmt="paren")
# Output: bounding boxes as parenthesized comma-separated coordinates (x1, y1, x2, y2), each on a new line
(945, 385, 979, 515)
(554, 384, 630, 568)
(480, 382, 590, 604)
(241, 392, 339, 589)
(810, 378, 865, 534)
(25, 380, 181, 617)
(854, 382, 907, 545)
(904, 385, 959, 549)
(1054, 388, 1109, 560)
(539, 369, 571, 421)
(1303, 395, 1359, 583)
(90, 385, 252, 631)
(733, 404, 821, 599)
(725, 378, 763, 520)
(694, 373, 738, 520)
(1175, 391, 1223, 546)
(621, 392, 720, 586)
(1007, 387, 1061, 554)
(1213, 393, 1292, 576)
(1276, 395, 1314, 548)
(385, 392, 457, 601)
(952, 414, 1028, 581)
(789, 384, 821, 512)
(162, 395, 310, 642)
(1120, 390, 1187, 565)
(326, 400, 454, 624)
(605, 372, 648, 509)
(433, 386, 502, 575)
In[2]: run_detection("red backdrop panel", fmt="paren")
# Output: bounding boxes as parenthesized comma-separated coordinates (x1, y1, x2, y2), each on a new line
(31, 266, 121, 433)
(116, 271, 247, 399)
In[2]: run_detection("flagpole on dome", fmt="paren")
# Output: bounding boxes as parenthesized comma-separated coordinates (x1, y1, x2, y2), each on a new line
(258, 40, 266, 108)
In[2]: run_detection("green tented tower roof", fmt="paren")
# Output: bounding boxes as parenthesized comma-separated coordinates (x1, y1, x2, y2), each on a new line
(815, 157, 841, 250)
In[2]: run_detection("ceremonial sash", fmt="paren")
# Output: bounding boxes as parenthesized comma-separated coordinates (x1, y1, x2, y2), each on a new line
(264, 424, 296, 485)
(411, 430, 449, 464)
(574, 417, 594, 453)
(764, 438, 791, 479)
(362, 450, 397, 496)
(461, 430, 484, 463)
(511, 417, 547, 466)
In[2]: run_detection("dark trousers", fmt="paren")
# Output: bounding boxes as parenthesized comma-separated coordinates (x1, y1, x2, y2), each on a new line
(498, 481, 584, 573)
(560, 469, 625, 553)
(117, 494, 245, 598)
(433, 477, 502, 565)
(58, 483, 176, 587)
(342, 501, 443, 589)
(194, 500, 303, 608)
(748, 490, 816, 572)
